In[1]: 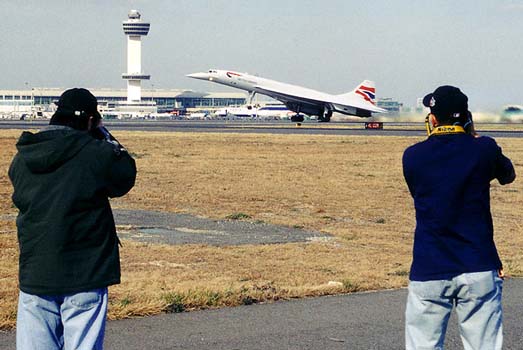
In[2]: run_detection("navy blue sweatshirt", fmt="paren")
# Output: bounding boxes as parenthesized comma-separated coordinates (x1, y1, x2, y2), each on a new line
(403, 133, 515, 281)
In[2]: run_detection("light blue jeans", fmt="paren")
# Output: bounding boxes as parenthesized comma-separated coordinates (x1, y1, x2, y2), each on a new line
(405, 270, 503, 350)
(16, 288, 108, 350)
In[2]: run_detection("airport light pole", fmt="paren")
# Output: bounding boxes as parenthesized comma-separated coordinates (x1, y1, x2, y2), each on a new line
(31, 88, 35, 115)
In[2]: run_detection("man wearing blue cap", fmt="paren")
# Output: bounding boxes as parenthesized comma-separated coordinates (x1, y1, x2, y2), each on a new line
(403, 86, 515, 349)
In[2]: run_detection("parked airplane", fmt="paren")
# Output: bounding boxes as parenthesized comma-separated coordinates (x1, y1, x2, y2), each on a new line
(187, 69, 387, 122)
(214, 103, 295, 119)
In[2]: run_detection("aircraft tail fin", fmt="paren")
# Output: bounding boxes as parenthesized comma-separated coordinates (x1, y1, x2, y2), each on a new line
(339, 80, 377, 105)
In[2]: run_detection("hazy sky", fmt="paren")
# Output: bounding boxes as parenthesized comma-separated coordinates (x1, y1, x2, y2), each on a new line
(3, 0, 523, 111)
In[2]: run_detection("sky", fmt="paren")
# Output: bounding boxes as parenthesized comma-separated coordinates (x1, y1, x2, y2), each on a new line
(3, 0, 523, 111)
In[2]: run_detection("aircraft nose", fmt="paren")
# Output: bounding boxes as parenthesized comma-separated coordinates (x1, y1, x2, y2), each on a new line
(186, 72, 209, 80)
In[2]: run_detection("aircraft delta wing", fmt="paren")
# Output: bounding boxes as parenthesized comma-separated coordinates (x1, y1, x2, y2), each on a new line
(187, 69, 387, 122)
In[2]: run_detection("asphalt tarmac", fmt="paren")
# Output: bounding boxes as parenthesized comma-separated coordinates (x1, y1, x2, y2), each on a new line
(1, 278, 522, 349)
(1, 119, 523, 138)
(113, 209, 331, 246)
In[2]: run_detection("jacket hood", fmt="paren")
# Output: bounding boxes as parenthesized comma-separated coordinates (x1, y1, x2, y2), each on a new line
(16, 129, 93, 173)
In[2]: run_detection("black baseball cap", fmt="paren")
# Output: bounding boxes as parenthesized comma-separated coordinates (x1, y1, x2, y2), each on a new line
(55, 88, 101, 119)
(422, 85, 468, 121)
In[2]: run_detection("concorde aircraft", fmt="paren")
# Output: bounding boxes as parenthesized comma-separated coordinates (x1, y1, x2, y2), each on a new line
(187, 69, 387, 122)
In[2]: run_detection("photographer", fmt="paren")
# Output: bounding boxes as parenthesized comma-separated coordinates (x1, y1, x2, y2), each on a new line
(402, 86, 515, 350)
(9, 88, 136, 350)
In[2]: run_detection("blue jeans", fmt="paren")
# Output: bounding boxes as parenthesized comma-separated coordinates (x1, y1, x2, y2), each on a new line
(16, 288, 108, 350)
(405, 270, 503, 350)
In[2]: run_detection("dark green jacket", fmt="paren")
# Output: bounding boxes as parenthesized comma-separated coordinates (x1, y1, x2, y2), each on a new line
(8, 127, 136, 295)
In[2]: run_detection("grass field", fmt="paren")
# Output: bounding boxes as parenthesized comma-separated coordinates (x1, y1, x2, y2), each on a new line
(1, 128, 523, 329)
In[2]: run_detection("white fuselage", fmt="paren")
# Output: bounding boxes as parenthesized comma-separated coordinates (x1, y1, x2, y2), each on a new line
(187, 69, 386, 118)
(189, 70, 329, 101)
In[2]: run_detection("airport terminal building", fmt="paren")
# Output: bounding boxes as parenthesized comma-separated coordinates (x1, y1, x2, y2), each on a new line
(0, 88, 247, 117)
(0, 87, 404, 119)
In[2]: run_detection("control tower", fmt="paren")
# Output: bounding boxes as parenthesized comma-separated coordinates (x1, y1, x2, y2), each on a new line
(122, 10, 150, 103)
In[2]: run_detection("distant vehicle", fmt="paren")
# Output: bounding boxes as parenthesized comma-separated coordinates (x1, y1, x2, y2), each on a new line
(187, 69, 387, 122)
(214, 106, 255, 118)
(147, 112, 175, 120)
(186, 112, 210, 120)
(501, 105, 523, 121)
(503, 105, 523, 114)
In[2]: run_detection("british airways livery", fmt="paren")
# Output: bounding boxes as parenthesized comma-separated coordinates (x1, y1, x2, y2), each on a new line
(187, 69, 387, 122)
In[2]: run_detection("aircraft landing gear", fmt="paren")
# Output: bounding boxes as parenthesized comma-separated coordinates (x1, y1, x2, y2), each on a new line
(248, 91, 256, 105)
(291, 114, 305, 123)
(318, 109, 332, 122)
(290, 104, 305, 124)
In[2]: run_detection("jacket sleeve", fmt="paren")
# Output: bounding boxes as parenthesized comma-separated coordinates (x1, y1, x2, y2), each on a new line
(402, 147, 416, 196)
(104, 146, 137, 198)
(493, 143, 516, 185)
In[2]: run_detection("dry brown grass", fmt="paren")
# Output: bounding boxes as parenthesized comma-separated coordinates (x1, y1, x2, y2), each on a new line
(1, 128, 523, 329)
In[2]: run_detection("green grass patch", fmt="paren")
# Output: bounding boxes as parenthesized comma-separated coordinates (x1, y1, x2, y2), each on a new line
(162, 292, 185, 313)
(225, 212, 252, 220)
(341, 279, 361, 292)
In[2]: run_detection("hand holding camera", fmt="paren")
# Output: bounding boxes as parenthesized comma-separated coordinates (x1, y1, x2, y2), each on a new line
(89, 122, 127, 154)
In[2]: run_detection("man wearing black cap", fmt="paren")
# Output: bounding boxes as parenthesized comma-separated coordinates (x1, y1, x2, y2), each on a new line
(402, 86, 515, 349)
(9, 88, 136, 350)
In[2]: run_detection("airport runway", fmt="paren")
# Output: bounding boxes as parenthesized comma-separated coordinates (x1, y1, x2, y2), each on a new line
(1, 278, 522, 349)
(1, 119, 523, 138)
